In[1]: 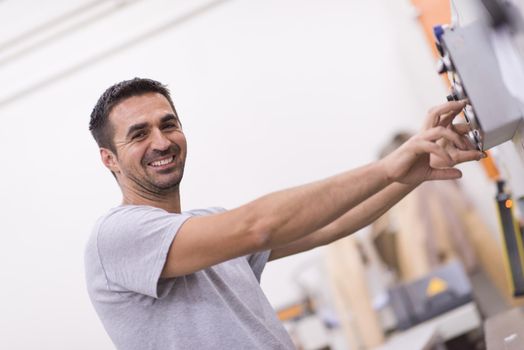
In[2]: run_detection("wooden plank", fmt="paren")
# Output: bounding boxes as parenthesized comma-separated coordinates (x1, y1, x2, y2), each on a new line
(325, 237, 385, 348)
(394, 190, 432, 281)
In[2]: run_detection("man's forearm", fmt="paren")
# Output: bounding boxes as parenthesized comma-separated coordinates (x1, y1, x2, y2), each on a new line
(240, 161, 391, 250)
(327, 181, 417, 239)
(268, 181, 417, 260)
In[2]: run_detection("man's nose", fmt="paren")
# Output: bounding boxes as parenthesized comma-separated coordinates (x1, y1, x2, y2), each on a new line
(150, 129, 171, 151)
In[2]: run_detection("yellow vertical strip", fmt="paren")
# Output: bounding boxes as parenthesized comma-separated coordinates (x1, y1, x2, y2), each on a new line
(496, 201, 517, 294)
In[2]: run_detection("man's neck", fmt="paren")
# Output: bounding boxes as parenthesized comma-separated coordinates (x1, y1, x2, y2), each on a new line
(121, 186, 182, 213)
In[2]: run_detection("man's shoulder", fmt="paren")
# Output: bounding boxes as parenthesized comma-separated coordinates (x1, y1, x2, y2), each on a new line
(89, 205, 225, 241)
(99, 205, 226, 220)
(84, 205, 163, 252)
(95, 205, 178, 229)
(184, 206, 226, 216)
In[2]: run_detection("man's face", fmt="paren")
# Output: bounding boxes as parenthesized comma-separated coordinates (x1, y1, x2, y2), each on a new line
(103, 92, 187, 197)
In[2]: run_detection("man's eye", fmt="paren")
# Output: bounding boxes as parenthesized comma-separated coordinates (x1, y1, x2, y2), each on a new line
(132, 131, 146, 140)
(164, 123, 178, 129)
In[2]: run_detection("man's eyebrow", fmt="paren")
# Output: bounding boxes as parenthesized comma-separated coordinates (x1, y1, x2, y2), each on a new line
(126, 122, 148, 138)
(125, 114, 180, 138)
(160, 113, 180, 124)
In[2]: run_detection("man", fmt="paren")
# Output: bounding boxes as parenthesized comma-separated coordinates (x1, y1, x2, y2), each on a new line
(85, 78, 483, 349)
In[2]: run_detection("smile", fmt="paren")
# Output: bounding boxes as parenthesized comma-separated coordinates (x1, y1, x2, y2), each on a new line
(148, 155, 175, 167)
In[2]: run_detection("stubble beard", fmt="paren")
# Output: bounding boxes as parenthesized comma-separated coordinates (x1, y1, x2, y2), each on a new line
(138, 157, 185, 197)
(125, 144, 186, 199)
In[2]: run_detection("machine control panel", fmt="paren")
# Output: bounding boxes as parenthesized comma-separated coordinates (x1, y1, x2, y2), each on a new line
(434, 20, 523, 151)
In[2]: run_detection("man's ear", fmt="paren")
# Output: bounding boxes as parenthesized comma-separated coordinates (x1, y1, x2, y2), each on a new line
(100, 148, 120, 174)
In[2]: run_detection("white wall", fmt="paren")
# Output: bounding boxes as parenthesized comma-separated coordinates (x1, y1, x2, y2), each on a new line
(0, 0, 496, 349)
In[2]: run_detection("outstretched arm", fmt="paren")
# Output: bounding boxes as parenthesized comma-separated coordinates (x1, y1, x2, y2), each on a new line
(268, 182, 415, 260)
(163, 160, 391, 277)
(269, 100, 484, 260)
(162, 100, 483, 277)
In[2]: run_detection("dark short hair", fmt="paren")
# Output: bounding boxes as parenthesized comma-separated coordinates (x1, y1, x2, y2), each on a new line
(89, 78, 177, 152)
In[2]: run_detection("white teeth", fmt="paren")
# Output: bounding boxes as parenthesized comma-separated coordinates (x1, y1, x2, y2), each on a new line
(150, 156, 174, 167)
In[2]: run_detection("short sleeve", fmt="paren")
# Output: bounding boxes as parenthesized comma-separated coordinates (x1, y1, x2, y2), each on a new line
(247, 251, 271, 282)
(96, 205, 191, 298)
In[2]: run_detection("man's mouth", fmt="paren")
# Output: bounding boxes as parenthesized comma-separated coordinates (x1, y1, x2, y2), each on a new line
(148, 155, 175, 167)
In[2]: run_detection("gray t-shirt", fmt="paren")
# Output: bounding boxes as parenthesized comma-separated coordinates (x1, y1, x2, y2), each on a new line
(84, 205, 295, 350)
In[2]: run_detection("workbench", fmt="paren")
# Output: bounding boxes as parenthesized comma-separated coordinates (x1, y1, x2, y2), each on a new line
(373, 302, 481, 350)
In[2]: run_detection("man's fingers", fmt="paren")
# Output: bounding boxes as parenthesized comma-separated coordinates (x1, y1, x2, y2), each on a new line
(416, 140, 453, 165)
(437, 108, 464, 127)
(449, 123, 482, 150)
(425, 100, 466, 129)
(421, 126, 468, 150)
(452, 149, 484, 164)
(429, 100, 467, 115)
(428, 100, 466, 119)
(451, 123, 470, 135)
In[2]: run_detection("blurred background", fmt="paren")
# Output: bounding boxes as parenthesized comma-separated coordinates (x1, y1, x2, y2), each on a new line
(0, 0, 513, 349)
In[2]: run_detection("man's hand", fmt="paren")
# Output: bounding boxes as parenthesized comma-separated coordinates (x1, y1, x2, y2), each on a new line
(380, 101, 484, 185)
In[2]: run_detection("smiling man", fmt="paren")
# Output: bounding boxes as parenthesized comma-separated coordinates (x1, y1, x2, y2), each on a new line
(84, 78, 484, 349)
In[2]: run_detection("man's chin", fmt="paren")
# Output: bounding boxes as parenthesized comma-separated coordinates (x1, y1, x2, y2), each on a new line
(150, 175, 183, 191)
(151, 178, 181, 191)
